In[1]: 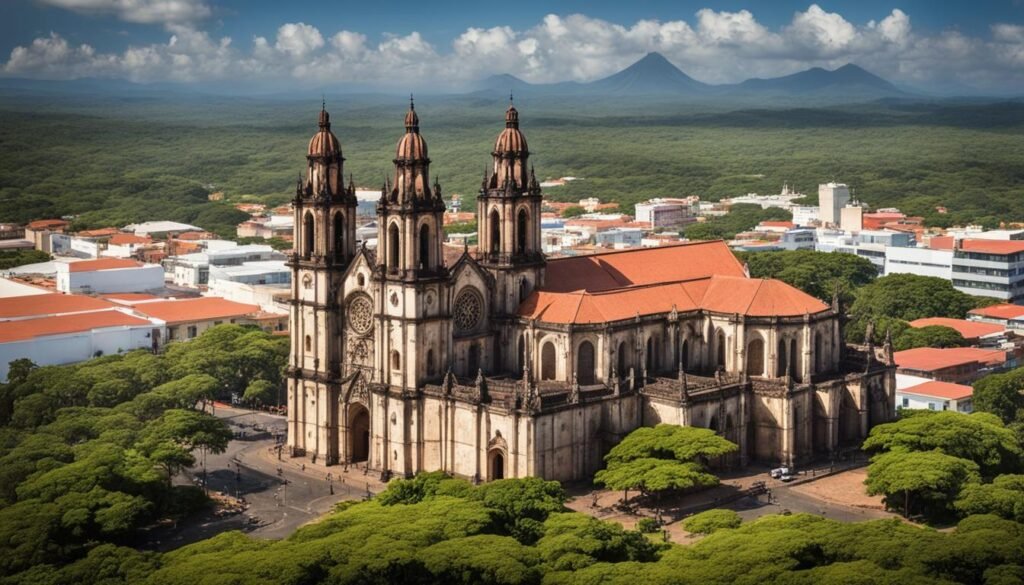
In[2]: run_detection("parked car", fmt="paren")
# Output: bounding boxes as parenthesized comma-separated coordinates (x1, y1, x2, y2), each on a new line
(779, 473, 795, 482)
(770, 467, 791, 479)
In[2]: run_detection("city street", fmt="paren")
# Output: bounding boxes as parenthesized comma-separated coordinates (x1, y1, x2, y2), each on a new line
(143, 404, 380, 551)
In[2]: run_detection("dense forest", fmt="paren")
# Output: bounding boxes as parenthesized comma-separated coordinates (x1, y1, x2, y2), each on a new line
(2, 92, 1024, 235)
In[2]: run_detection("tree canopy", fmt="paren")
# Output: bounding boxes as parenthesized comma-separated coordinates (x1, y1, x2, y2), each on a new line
(846, 274, 988, 342)
(738, 249, 877, 304)
(973, 367, 1024, 425)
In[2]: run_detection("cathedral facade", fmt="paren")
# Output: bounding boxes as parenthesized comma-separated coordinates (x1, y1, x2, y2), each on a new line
(286, 102, 895, 482)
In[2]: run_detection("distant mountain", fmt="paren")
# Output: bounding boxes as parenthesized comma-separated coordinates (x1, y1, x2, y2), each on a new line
(587, 52, 708, 94)
(735, 64, 904, 96)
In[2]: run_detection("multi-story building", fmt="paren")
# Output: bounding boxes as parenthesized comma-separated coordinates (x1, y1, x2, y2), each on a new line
(285, 103, 895, 481)
(634, 198, 696, 228)
(950, 239, 1024, 303)
(167, 243, 286, 288)
(818, 183, 850, 227)
(54, 258, 165, 294)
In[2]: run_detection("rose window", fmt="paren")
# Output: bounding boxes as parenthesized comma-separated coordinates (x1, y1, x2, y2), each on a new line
(453, 289, 483, 332)
(348, 295, 373, 334)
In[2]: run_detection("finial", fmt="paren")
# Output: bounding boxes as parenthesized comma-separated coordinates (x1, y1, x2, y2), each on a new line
(321, 94, 325, 111)
(509, 90, 514, 105)
(409, 93, 415, 110)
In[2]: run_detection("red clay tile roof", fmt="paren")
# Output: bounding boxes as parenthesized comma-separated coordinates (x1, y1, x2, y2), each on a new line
(109, 233, 152, 245)
(517, 241, 827, 324)
(969, 304, 1024, 320)
(959, 239, 1024, 255)
(0, 294, 115, 319)
(77, 227, 121, 238)
(27, 219, 68, 230)
(519, 275, 827, 324)
(901, 380, 973, 401)
(134, 297, 260, 325)
(894, 347, 1006, 372)
(908, 317, 1005, 340)
(0, 310, 152, 343)
(541, 241, 746, 293)
(68, 258, 144, 272)
(928, 237, 1024, 255)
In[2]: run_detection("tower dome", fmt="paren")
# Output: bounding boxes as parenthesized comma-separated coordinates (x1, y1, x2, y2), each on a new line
(494, 104, 528, 154)
(395, 98, 428, 160)
(308, 106, 342, 158)
(490, 101, 529, 189)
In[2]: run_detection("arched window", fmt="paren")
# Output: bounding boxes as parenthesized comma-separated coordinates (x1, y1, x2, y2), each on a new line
(716, 330, 726, 369)
(391, 350, 401, 370)
(746, 338, 765, 377)
(617, 341, 627, 378)
(777, 339, 788, 377)
(517, 334, 526, 373)
(489, 209, 501, 255)
(709, 415, 719, 432)
(426, 348, 436, 377)
(519, 278, 530, 302)
(468, 343, 480, 376)
(303, 212, 315, 259)
(681, 339, 689, 372)
(516, 208, 528, 255)
(577, 341, 595, 385)
(790, 338, 800, 381)
(490, 451, 505, 481)
(333, 212, 345, 259)
(646, 336, 658, 373)
(304, 335, 312, 352)
(814, 332, 824, 374)
(418, 223, 431, 270)
(541, 341, 556, 381)
(387, 223, 400, 270)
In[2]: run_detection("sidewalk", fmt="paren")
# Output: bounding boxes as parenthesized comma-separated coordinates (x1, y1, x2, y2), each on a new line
(252, 444, 389, 498)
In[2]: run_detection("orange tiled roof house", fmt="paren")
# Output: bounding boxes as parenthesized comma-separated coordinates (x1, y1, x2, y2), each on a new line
(287, 102, 895, 482)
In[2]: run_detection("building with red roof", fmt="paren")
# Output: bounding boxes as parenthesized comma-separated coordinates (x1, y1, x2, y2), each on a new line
(897, 380, 973, 413)
(907, 317, 1007, 343)
(55, 259, 165, 294)
(134, 297, 285, 340)
(0, 306, 160, 381)
(284, 103, 895, 482)
(968, 303, 1024, 332)
(894, 347, 1009, 384)
(24, 219, 69, 253)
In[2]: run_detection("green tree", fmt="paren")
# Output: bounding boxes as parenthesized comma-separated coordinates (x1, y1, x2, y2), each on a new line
(682, 509, 742, 535)
(595, 425, 737, 516)
(973, 368, 1024, 424)
(739, 249, 877, 304)
(894, 325, 967, 351)
(847, 274, 987, 342)
(864, 449, 979, 518)
(863, 411, 1021, 477)
(561, 205, 587, 218)
(243, 379, 275, 407)
(954, 475, 1024, 522)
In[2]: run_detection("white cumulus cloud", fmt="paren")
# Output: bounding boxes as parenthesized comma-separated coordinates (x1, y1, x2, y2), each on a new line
(36, 0, 211, 25)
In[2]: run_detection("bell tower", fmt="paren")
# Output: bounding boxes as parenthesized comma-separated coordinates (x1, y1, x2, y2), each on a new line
(477, 99, 544, 316)
(286, 103, 357, 464)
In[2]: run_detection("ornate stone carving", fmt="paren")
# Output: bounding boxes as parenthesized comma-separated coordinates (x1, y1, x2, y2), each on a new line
(348, 294, 373, 334)
(454, 288, 483, 332)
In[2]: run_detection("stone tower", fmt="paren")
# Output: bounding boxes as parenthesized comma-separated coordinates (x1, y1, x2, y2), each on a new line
(287, 104, 358, 464)
(477, 101, 545, 371)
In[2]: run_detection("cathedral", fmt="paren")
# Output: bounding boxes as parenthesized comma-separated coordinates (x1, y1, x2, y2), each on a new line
(286, 100, 895, 482)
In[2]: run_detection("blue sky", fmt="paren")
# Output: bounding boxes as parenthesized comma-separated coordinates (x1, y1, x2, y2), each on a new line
(3, 0, 1023, 92)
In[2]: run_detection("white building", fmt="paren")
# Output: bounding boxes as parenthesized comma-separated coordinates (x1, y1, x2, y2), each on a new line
(950, 239, 1024, 303)
(968, 304, 1024, 333)
(792, 206, 820, 227)
(0, 309, 159, 381)
(818, 183, 850, 227)
(205, 261, 291, 313)
(595, 227, 643, 248)
(896, 380, 973, 413)
(166, 243, 285, 288)
(634, 198, 695, 228)
(125, 221, 203, 237)
(885, 247, 953, 280)
(54, 258, 165, 294)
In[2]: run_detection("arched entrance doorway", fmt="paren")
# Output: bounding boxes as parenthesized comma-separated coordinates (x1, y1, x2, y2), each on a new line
(489, 450, 505, 481)
(348, 404, 370, 464)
